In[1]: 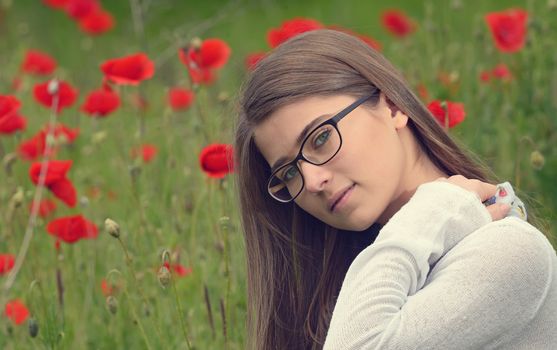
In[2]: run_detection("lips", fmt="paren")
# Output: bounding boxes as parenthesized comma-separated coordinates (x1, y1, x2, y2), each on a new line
(328, 184, 355, 212)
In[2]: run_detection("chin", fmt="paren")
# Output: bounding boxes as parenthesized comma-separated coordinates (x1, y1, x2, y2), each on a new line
(331, 213, 377, 232)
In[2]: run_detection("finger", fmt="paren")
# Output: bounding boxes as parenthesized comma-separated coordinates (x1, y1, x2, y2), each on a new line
(486, 203, 511, 221)
(476, 182, 498, 202)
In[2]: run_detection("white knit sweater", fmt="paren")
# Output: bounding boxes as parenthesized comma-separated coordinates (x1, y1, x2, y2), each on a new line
(323, 181, 557, 349)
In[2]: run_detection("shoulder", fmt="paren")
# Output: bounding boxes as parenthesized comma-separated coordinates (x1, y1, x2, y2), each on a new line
(439, 216, 555, 316)
(454, 216, 555, 273)
(465, 216, 555, 261)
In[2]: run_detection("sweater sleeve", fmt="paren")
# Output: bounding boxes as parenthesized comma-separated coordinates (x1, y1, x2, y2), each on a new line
(323, 181, 552, 350)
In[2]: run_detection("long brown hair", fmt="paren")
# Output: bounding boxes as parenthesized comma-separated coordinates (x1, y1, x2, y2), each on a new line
(234, 29, 545, 349)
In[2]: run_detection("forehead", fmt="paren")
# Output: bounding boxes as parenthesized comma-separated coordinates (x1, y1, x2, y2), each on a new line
(253, 94, 354, 167)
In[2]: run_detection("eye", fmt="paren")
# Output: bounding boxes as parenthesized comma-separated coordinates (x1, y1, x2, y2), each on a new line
(312, 127, 331, 148)
(280, 165, 299, 182)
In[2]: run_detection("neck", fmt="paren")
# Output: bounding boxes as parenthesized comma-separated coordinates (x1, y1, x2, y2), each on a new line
(376, 131, 448, 225)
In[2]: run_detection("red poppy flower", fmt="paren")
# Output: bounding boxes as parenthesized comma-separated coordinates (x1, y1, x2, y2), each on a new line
(81, 87, 120, 117)
(0, 254, 15, 275)
(184, 39, 231, 70)
(47, 214, 98, 244)
(245, 52, 267, 71)
(11, 76, 22, 92)
(162, 262, 192, 278)
(178, 49, 217, 85)
(172, 264, 192, 277)
(48, 123, 80, 144)
(4, 300, 29, 325)
(187, 64, 215, 85)
(356, 34, 382, 51)
(20, 50, 57, 75)
(42, 0, 69, 9)
(492, 63, 512, 80)
(79, 9, 114, 35)
(168, 88, 195, 111)
(18, 131, 47, 161)
(100, 279, 120, 296)
(485, 9, 528, 53)
(100, 52, 155, 86)
(267, 18, 323, 48)
(65, 0, 100, 20)
(29, 198, 57, 218)
(29, 160, 76, 207)
(427, 100, 466, 128)
(479, 70, 491, 83)
(0, 95, 26, 134)
(416, 83, 430, 102)
(0, 95, 21, 118)
(131, 144, 157, 163)
(381, 9, 416, 38)
(0, 113, 27, 134)
(199, 144, 234, 178)
(326, 26, 382, 51)
(33, 80, 78, 113)
(17, 130, 59, 161)
(29, 159, 72, 186)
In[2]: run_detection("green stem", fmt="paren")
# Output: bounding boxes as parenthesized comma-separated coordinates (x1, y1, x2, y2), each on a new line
(123, 289, 153, 350)
(171, 271, 193, 349)
(116, 237, 164, 342)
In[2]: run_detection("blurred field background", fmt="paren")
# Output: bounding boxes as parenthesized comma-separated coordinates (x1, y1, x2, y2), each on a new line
(0, 0, 555, 349)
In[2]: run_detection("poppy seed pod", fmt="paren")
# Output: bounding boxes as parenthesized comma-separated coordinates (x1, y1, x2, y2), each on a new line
(530, 150, 545, 170)
(158, 265, 171, 289)
(104, 218, 120, 238)
(28, 318, 39, 338)
(106, 295, 118, 314)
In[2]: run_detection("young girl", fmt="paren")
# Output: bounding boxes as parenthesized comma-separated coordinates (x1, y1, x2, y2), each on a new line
(234, 29, 557, 349)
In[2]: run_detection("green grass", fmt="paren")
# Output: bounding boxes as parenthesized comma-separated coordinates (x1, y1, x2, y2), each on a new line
(0, 0, 555, 348)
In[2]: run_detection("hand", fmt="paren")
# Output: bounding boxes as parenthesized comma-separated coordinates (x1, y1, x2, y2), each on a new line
(435, 175, 511, 221)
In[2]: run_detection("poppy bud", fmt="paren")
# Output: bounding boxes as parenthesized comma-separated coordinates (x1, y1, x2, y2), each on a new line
(3, 153, 17, 176)
(28, 318, 39, 338)
(79, 196, 90, 208)
(106, 295, 118, 314)
(530, 150, 545, 170)
(190, 37, 202, 50)
(10, 187, 25, 208)
(104, 218, 120, 238)
(47, 79, 59, 95)
(217, 91, 229, 103)
(45, 133, 56, 148)
(129, 164, 142, 182)
(92, 130, 107, 144)
(157, 265, 171, 289)
(218, 216, 232, 232)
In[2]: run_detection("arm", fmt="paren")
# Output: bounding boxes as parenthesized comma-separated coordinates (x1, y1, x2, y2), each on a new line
(323, 181, 552, 350)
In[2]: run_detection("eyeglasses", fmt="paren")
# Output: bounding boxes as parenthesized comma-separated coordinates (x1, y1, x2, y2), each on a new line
(267, 94, 375, 202)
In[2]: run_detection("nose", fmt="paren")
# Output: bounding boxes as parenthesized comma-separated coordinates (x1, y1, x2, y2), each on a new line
(298, 160, 331, 194)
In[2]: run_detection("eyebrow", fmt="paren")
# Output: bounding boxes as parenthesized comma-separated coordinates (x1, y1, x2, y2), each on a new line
(270, 114, 331, 173)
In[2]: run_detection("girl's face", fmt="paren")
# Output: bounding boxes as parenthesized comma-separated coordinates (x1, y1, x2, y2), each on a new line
(254, 93, 416, 231)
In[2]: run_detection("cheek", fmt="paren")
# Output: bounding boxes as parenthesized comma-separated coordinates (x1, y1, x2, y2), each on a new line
(339, 124, 393, 180)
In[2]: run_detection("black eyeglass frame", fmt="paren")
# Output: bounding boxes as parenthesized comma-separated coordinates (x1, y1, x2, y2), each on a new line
(267, 93, 376, 203)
